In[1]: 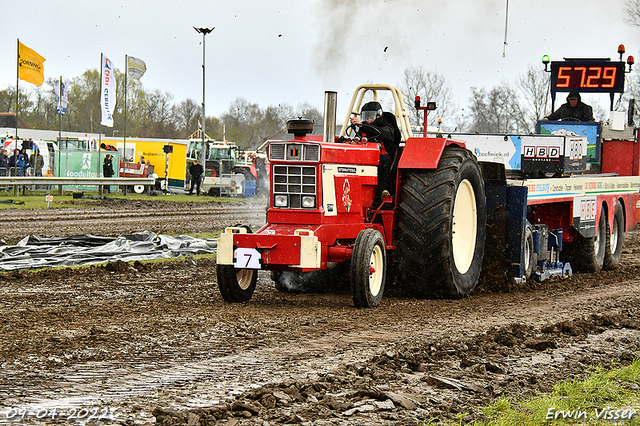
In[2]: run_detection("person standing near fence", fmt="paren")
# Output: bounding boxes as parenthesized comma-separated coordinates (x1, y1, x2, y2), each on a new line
(0, 149, 8, 177)
(103, 154, 114, 194)
(8, 149, 17, 176)
(16, 152, 26, 177)
(29, 148, 44, 177)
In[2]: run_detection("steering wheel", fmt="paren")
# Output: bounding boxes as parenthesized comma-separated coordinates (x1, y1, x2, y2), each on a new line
(359, 123, 382, 141)
(344, 123, 361, 138)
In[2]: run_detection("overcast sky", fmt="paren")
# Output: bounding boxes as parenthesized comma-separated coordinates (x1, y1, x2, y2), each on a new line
(2, 0, 638, 122)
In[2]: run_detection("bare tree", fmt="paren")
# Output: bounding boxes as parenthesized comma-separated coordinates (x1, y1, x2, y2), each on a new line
(518, 65, 550, 126)
(626, 0, 640, 26)
(173, 98, 200, 135)
(467, 84, 530, 134)
(399, 65, 457, 130)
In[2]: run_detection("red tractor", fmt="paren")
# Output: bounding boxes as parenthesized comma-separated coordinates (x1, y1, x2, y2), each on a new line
(217, 84, 487, 307)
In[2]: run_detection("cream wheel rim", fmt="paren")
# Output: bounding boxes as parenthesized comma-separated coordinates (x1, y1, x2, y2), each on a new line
(236, 269, 254, 290)
(524, 233, 533, 272)
(368, 244, 384, 297)
(452, 179, 477, 274)
(610, 216, 619, 253)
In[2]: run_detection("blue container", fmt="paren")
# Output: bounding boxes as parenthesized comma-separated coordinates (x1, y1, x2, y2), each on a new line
(244, 180, 256, 197)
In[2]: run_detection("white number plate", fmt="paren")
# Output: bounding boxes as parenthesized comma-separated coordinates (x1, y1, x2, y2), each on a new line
(234, 248, 262, 269)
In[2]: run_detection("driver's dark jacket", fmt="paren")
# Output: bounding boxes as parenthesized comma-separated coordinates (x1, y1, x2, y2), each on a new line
(546, 102, 593, 121)
(361, 112, 401, 197)
(363, 113, 401, 160)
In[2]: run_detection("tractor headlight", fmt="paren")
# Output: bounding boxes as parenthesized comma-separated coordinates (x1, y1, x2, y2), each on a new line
(274, 195, 288, 207)
(302, 196, 315, 209)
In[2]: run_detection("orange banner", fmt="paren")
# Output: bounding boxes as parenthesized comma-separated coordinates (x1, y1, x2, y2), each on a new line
(18, 41, 45, 86)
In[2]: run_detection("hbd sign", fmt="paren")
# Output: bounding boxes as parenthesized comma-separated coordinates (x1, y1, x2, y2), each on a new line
(524, 146, 561, 158)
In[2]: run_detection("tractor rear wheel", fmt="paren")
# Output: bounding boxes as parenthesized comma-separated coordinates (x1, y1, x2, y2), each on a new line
(604, 202, 624, 270)
(563, 204, 607, 273)
(395, 146, 486, 298)
(350, 229, 386, 308)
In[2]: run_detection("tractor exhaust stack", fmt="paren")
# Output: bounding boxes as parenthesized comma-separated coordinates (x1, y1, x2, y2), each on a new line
(323, 91, 337, 143)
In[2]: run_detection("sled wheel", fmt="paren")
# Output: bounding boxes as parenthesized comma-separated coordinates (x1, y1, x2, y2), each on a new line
(563, 204, 607, 273)
(351, 229, 386, 308)
(604, 202, 625, 270)
(216, 224, 258, 302)
(523, 222, 537, 280)
(395, 146, 486, 298)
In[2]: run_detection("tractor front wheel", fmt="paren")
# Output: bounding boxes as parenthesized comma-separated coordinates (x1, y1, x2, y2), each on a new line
(216, 224, 258, 302)
(350, 229, 387, 308)
(217, 265, 257, 302)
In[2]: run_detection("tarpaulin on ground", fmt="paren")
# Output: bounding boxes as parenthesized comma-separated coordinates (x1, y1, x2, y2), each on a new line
(0, 231, 217, 271)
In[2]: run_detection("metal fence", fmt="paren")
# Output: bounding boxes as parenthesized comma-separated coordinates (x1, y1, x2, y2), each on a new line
(0, 177, 155, 196)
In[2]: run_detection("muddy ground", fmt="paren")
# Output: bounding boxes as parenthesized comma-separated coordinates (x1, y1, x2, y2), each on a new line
(0, 198, 639, 425)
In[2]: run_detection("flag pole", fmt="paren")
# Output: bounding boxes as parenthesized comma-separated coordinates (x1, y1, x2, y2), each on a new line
(58, 76, 62, 140)
(14, 39, 20, 182)
(123, 54, 128, 195)
(58, 76, 62, 181)
(98, 53, 103, 196)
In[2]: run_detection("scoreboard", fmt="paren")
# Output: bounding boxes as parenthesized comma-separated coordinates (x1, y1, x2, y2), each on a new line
(550, 60, 625, 94)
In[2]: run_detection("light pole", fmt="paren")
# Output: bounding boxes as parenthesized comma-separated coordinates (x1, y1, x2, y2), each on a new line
(194, 26, 214, 167)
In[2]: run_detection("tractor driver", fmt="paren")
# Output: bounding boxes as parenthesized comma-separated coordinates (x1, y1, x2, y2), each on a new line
(350, 101, 401, 199)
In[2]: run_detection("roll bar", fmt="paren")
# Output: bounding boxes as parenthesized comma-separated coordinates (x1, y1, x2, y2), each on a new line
(339, 84, 413, 141)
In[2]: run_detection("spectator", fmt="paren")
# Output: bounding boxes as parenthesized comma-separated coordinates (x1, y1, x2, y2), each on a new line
(29, 148, 44, 177)
(19, 148, 30, 172)
(8, 149, 17, 175)
(103, 154, 114, 194)
(139, 156, 145, 164)
(44, 168, 54, 190)
(15, 152, 26, 177)
(189, 160, 204, 196)
(0, 149, 8, 176)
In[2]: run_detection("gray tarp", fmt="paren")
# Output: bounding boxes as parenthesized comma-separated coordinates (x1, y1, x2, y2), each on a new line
(0, 231, 218, 271)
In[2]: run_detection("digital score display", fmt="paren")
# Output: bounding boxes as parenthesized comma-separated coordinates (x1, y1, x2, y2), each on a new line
(550, 61, 625, 93)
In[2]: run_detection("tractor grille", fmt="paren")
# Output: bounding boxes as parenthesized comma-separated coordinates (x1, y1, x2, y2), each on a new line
(272, 165, 317, 209)
(269, 143, 320, 162)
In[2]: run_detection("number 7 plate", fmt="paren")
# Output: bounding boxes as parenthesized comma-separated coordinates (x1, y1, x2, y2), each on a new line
(234, 248, 262, 269)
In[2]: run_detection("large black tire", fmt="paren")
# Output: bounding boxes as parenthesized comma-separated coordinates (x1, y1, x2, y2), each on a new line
(395, 146, 486, 298)
(563, 204, 606, 273)
(604, 202, 625, 270)
(350, 229, 387, 308)
(523, 221, 537, 280)
(217, 265, 258, 302)
(216, 224, 258, 302)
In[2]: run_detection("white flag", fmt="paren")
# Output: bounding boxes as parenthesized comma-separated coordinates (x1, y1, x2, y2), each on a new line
(127, 56, 146, 80)
(55, 79, 67, 115)
(100, 54, 116, 127)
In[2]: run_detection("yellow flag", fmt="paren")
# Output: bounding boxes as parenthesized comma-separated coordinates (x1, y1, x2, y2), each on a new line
(18, 41, 45, 86)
